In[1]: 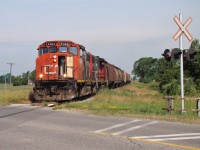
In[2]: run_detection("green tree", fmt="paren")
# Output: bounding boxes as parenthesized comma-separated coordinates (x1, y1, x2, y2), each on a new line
(184, 38, 200, 90)
(13, 71, 32, 86)
(1, 70, 35, 86)
(191, 38, 200, 49)
(156, 58, 180, 95)
(132, 38, 200, 96)
(0, 74, 10, 83)
(29, 70, 36, 82)
(132, 57, 158, 83)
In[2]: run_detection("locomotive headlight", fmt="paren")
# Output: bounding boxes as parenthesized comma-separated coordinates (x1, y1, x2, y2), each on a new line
(53, 55, 57, 63)
(63, 74, 67, 78)
(39, 74, 43, 79)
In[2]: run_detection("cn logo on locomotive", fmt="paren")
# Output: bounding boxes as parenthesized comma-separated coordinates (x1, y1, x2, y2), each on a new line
(44, 65, 58, 74)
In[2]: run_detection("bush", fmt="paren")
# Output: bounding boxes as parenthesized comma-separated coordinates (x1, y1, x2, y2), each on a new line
(160, 79, 180, 96)
(184, 78, 197, 96)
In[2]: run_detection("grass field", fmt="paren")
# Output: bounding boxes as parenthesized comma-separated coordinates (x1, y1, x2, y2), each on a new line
(0, 82, 199, 124)
(0, 84, 33, 105)
(55, 82, 200, 124)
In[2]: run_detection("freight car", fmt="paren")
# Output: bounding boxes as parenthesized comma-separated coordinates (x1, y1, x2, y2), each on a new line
(33, 40, 131, 101)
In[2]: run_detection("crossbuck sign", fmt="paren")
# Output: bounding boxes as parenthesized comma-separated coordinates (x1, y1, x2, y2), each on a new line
(172, 14, 193, 114)
(173, 16, 193, 42)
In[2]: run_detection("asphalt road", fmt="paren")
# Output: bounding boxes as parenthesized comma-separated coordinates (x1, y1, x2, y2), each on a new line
(0, 104, 199, 150)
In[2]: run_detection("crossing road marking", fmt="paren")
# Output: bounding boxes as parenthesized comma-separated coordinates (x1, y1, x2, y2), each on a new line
(151, 136, 200, 142)
(95, 120, 199, 142)
(94, 122, 199, 150)
(132, 133, 200, 142)
(94, 119, 141, 133)
(112, 121, 158, 135)
(131, 137, 200, 150)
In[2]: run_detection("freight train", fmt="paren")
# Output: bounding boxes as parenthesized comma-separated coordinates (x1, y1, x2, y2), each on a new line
(33, 40, 131, 101)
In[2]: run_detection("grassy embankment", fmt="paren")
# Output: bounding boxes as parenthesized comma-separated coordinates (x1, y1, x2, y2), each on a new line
(56, 81, 200, 124)
(0, 84, 32, 105)
(0, 82, 199, 124)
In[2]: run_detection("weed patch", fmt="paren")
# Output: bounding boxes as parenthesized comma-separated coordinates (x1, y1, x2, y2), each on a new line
(0, 84, 32, 105)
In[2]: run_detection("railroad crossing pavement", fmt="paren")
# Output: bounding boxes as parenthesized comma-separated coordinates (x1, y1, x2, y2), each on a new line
(0, 104, 199, 150)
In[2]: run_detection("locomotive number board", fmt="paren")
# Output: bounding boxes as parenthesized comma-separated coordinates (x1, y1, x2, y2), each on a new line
(46, 42, 57, 46)
(45, 42, 69, 46)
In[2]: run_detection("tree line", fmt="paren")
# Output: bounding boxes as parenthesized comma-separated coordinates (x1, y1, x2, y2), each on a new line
(0, 70, 35, 86)
(132, 38, 200, 96)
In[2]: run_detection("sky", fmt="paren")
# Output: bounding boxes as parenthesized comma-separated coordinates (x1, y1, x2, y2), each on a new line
(0, 0, 200, 75)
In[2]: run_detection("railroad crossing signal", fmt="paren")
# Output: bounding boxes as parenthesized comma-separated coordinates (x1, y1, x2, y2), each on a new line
(173, 16, 193, 42)
(162, 48, 182, 61)
(171, 48, 182, 59)
(186, 48, 197, 61)
(162, 49, 171, 62)
(162, 48, 197, 61)
(172, 14, 193, 114)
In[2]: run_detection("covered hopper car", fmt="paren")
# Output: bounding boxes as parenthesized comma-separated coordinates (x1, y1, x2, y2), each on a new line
(33, 40, 131, 101)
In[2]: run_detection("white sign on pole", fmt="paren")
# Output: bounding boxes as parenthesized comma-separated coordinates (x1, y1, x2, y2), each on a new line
(173, 16, 193, 42)
(173, 14, 193, 114)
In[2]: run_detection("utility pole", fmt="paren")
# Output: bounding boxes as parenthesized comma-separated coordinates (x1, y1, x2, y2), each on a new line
(7, 62, 15, 84)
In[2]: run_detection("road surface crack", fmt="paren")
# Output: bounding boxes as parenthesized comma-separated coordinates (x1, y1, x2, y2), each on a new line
(127, 137, 145, 150)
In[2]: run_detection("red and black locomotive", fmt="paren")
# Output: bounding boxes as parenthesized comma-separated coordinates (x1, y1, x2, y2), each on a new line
(33, 40, 131, 101)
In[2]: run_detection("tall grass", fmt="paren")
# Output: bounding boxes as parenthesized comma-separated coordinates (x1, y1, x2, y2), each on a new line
(0, 84, 33, 105)
(62, 88, 165, 116)
(59, 82, 200, 124)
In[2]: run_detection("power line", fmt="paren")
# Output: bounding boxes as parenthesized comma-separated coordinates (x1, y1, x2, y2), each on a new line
(7, 62, 15, 84)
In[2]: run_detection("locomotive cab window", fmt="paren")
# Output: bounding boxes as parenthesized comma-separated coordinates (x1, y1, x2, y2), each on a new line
(69, 46, 78, 55)
(49, 47, 57, 53)
(39, 47, 48, 56)
(59, 46, 67, 52)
